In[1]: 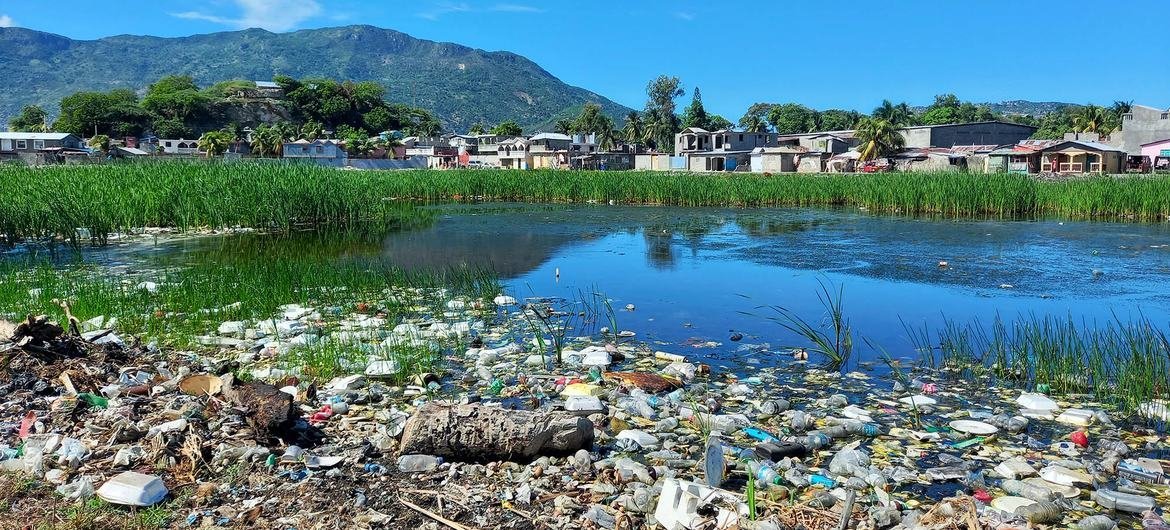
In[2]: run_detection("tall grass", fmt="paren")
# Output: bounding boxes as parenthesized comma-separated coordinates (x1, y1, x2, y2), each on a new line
(0, 257, 498, 348)
(917, 314, 1170, 416)
(0, 160, 432, 246)
(5, 163, 1170, 249)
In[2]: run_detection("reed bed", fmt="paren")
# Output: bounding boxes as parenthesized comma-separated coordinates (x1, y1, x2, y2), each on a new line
(0, 257, 499, 348)
(5, 163, 1170, 249)
(0, 160, 433, 246)
(914, 314, 1170, 416)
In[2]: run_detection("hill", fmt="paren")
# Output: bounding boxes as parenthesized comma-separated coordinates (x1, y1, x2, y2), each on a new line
(0, 25, 631, 133)
(978, 100, 1077, 117)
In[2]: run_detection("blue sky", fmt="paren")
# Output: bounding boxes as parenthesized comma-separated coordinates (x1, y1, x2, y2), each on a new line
(2, 0, 1167, 119)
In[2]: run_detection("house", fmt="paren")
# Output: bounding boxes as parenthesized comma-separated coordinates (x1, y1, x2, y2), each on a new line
(775, 131, 858, 154)
(673, 128, 777, 171)
(0, 132, 83, 153)
(891, 148, 970, 172)
(497, 138, 532, 169)
(403, 136, 459, 167)
(674, 128, 777, 156)
(573, 152, 633, 170)
(898, 121, 1038, 149)
(529, 132, 572, 169)
(282, 139, 348, 166)
(991, 140, 1125, 174)
(113, 146, 150, 158)
(987, 140, 1057, 174)
(750, 146, 808, 173)
(1140, 138, 1170, 171)
(158, 139, 201, 155)
(1115, 105, 1170, 154)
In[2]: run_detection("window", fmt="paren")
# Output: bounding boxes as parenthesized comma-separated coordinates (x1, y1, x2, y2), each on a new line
(15, 140, 26, 149)
(739, 134, 744, 142)
(33, 140, 44, 150)
(315, 146, 324, 154)
(1162, 113, 1169, 120)
(165, 141, 172, 147)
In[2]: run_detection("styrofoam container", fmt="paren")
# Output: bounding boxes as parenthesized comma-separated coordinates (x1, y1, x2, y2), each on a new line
(96, 471, 168, 506)
(1023, 477, 1080, 498)
(1016, 392, 1059, 411)
(1039, 465, 1092, 486)
(949, 420, 998, 435)
(994, 458, 1036, 479)
(991, 496, 1035, 513)
(1055, 408, 1095, 426)
(899, 395, 937, 407)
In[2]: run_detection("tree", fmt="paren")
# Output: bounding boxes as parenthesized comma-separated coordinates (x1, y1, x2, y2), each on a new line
(88, 134, 110, 153)
(362, 106, 394, 134)
(573, 102, 611, 136)
(872, 100, 917, 127)
(250, 125, 285, 158)
(9, 105, 49, 132)
(56, 89, 150, 137)
(490, 120, 523, 136)
(643, 75, 684, 150)
(197, 130, 232, 158)
(554, 119, 573, 135)
(622, 112, 644, 145)
(299, 120, 325, 140)
(855, 117, 905, 161)
(1073, 105, 1111, 135)
(598, 127, 619, 151)
(142, 75, 211, 132)
(738, 103, 774, 132)
(681, 87, 710, 130)
(469, 122, 486, 135)
(817, 109, 861, 131)
(1031, 108, 1078, 140)
(767, 103, 817, 134)
(707, 115, 733, 131)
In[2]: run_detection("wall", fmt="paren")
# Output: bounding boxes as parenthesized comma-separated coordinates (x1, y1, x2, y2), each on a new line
(1140, 139, 1170, 160)
(348, 158, 428, 170)
(901, 123, 1038, 148)
(1118, 107, 1170, 154)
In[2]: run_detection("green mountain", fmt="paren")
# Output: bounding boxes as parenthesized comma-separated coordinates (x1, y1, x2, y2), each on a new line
(0, 25, 631, 133)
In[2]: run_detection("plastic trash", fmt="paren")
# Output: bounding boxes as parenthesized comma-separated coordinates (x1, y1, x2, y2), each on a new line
(654, 478, 744, 530)
(828, 447, 870, 478)
(994, 458, 1036, 480)
(77, 393, 109, 409)
(754, 441, 806, 461)
(742, 427, 779, 443)
(1118, 458, 1168, 485)
(615, 430, 659, 450)
(1002, 479, 1059, 502)
(146, 418, 188, 438)
(1016, 501, 1061, 524)
(1077, 515, 1118, 530)
(1039, 465, 1091, 486)
(1017, 392, 1059, 411)
(1092, 489, 1156, 513)
(95, 471, 168, 506)
(56, 477, 94, 501)
(800, 432, 831, 451)
(1056, 408, 1095, 426)
(397, 454, 442, 472)
(703, 435, 725, 488)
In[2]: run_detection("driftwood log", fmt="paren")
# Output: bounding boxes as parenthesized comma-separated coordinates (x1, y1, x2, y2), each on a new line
(399, 403, 594, 462)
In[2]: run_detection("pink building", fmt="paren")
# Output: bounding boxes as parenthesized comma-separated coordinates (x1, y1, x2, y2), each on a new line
(1140, 138, 1170, 171)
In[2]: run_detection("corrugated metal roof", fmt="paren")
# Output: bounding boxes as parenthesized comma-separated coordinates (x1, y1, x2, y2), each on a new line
(0, 132, 75, 140)
(530, 133, 571, 141)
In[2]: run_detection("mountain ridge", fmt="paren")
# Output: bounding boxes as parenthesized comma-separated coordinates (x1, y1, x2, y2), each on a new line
(0, 25, 632, 132)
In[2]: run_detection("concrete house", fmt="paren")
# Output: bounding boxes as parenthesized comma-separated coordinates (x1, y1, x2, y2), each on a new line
(750, 146, 808, 173)
(282, 139, 348, 166)
(0, 132, 83, 153)
(899, 121, 1038, 148)
(497, 138, 532, 169)
(158, 139, 201, 155)
(1140, 138, 1170, 171)
(775, 131, 858, 154)
(1115, 105, 1170, 154)
(674, 128, 778, 171)
(1036, 140, 1125, 174)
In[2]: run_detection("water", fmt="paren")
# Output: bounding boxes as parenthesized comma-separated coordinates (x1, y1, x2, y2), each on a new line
(15, 203, 1170, 367)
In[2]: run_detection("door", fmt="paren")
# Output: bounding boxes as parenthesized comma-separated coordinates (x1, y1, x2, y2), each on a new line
(1, 139, 10, 151)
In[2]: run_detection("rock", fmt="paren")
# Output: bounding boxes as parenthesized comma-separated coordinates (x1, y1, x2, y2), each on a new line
(223, 380, 297, 440)
(398, 403, 594, 462)
(218, 321, 246, 336)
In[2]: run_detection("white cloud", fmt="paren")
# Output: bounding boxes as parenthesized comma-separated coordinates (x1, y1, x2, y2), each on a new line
(0, 14, 15, 27)
(674, 11, 695, 21)
(171, 0, 322, 32)
(492, 3, 544, 13)
(417, 2, 544, 20)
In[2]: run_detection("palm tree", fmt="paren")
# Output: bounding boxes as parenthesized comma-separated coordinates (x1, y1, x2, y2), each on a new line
(855, 118, 905, 161)
(300, 121, 324, 141)
(872, 100, 916, 127)
(622, 112, 644, 145)
(554, 119, 574, 135)
(383, 135, 404, 159)
(250, 125, 285, 158)
(1074, 105, 1111, 135)
(198, 131, 231, 158)
(740, 113, 768, 133)
(598, 128, 619, 151)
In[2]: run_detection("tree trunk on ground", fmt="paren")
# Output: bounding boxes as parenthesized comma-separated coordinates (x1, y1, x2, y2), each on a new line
(399, 403, 594, 462)
(223, 381, 296, 440)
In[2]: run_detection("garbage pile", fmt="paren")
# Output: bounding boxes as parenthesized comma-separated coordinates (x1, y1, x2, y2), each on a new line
(2, 293, 1170, 529)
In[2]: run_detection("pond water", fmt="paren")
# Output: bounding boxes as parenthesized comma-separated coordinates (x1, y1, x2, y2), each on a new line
(80, 203, 1170, 370)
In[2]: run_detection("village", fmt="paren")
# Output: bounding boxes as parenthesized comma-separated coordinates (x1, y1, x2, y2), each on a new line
(4, 78, 1170, 176)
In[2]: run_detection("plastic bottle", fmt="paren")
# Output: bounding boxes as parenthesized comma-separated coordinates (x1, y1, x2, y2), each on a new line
(1001, 479, 1059, 502)
(397, 454, 443, 472)
(1098, 439, 1130, 456)
(789, 410, 812, 432)
(1092, 489, 1156, 513)
(808, 474, 836, 487)
(756, 465, 782, 487)
(800, 433, 831, 451)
